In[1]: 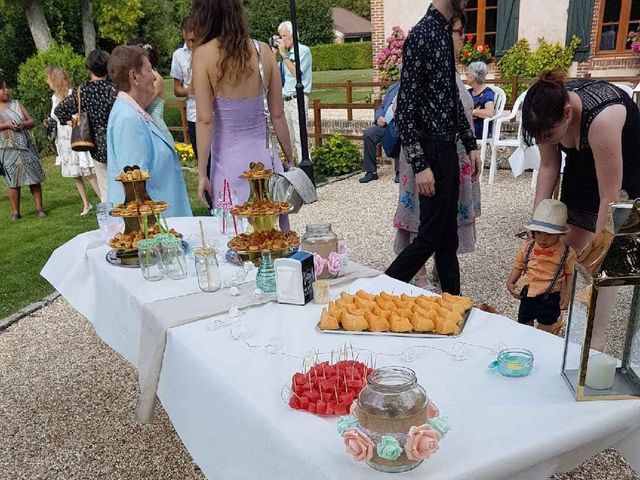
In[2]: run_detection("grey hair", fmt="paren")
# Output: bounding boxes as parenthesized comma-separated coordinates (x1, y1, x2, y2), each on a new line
(467, 61, 487, 84)
(278, 21, 293, 35)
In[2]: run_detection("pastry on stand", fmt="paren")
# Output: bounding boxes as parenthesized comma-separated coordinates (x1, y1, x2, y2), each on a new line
(228, 162, 299, 265)
(107, 165, 181, 266)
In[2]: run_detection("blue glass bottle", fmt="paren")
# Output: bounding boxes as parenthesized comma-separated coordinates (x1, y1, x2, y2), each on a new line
(256, 250, 276, 293)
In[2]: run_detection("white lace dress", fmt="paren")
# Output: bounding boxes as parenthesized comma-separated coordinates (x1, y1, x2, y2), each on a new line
(51, 92, 95, 178)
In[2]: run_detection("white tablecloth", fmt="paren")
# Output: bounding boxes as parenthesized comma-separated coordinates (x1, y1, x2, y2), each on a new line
(42, 219, 640, 480)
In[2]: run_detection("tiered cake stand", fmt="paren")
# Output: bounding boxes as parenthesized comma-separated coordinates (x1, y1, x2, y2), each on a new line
(228, 163, 299, 265)
(107, 167, 171, 266)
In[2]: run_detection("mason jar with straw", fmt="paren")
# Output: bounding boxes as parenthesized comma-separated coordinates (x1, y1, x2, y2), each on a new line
(137, 238, 163, 281)
(161, 237, 188, 280)
(194, 220, 221, 292)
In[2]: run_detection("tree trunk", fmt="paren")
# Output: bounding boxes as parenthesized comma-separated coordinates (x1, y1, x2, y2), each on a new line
(24, 0, 53, 52)
(81, 0, 97, 56)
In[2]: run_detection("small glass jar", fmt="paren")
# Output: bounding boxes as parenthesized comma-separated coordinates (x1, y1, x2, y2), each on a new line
(355, 366, 429, 473)
(194, 247, 221, 292)
(161, 238, 188, 280)
(489, 348, 534, 377)
(137, 239, 163, 281)
(300, 224, 339, 259)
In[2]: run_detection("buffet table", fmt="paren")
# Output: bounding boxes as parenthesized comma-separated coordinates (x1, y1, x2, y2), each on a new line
(41, 217, 640, 480)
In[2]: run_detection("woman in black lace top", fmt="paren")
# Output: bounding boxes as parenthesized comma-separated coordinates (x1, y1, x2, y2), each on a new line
(522, 70, 640, 247)
(55, 49, 115, 201)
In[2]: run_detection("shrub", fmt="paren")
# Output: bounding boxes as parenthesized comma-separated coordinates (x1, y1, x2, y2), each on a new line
(311, 134, 361, 177)
(16, 43, 87, 152)
(311, 42, 372, 71)
(498, 36, 581, 101)
(374, 26, 405, 82)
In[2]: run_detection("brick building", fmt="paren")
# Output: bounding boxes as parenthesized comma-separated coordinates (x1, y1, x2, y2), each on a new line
(371, 0, 640, 78)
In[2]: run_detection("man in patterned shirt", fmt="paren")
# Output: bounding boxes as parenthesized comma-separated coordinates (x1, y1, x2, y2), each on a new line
(386, 0, 478, 295)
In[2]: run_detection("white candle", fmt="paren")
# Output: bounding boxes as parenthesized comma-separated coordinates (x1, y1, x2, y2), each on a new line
(585, 354, 617, 390)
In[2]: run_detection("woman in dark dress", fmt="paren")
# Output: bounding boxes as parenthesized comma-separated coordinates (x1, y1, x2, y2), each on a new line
(522, 70, 640, 349)
(55, 49, 115, 201)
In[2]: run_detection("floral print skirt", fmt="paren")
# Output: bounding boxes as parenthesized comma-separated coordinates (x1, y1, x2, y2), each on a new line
(393, 142, 481, 255)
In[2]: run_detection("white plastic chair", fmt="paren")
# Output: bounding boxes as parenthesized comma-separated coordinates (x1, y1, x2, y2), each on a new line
(477, 85, 507, 183)
(486, 89, 528, 185)
(613, 82, 634, 98)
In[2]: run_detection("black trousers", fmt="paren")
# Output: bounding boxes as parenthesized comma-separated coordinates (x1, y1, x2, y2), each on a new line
(385, 141, 460, 294)
(363, 124, 386, 173)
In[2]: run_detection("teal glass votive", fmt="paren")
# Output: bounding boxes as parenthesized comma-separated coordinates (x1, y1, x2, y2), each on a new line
(489, 349, 534, 377)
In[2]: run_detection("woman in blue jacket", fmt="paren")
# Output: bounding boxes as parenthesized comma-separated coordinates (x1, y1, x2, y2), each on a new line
(106, 45, 192, 218)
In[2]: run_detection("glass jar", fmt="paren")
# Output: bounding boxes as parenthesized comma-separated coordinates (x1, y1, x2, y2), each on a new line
(300, 224, 339, 278)
(161, 238, 188, 280)
(489, 348, 534, 377)
(137, 239, 163, 281)
(355, 366, 429, 473)
(194, 247, 222, 292)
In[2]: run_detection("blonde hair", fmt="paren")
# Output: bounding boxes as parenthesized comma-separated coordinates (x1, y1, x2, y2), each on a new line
(45, 66, 71, 99)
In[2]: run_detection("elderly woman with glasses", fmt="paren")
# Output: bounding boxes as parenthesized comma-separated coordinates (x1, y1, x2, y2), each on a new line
(467, 61, 495, 140)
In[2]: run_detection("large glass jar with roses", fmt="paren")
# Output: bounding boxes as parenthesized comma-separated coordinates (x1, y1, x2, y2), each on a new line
(353, 366, 434, 473)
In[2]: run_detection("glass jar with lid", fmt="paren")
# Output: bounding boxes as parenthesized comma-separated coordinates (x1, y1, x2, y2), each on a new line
(354, 366, 429, 473)
(300, 224, 339, 277)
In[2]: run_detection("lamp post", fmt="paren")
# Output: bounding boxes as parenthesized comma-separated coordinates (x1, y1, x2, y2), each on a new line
(288, 0, 315, 185)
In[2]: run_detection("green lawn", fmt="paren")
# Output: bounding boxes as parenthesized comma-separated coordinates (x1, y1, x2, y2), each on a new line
(0, 157, 205, 318)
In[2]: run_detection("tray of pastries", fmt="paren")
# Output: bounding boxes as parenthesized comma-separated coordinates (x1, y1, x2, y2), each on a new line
(317, 290, 473, 338)
(115, 165, 150, 182)
(110, 200, 168, 217)
(231, 200, 291, 217)
(108, 225, 183, 251)
(240, 162, 274, 180)
(228, 230, 300, 252)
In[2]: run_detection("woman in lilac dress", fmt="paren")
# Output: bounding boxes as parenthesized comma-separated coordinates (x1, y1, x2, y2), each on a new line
(191, 0, 293, 217)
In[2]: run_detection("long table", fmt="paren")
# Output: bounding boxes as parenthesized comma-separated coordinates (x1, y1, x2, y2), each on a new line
(42, 217, 640, 480)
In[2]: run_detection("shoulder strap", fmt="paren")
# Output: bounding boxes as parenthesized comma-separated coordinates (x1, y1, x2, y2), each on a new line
(544, 244, 570, 298)
(76, 86, 82, 116)
(523, 240, 536, 272)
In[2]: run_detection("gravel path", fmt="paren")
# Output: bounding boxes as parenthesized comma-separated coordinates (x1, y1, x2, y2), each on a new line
(1, 166, 638, 479)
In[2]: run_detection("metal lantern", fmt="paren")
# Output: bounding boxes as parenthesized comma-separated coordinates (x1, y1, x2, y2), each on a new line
(561, 199, 640, 400)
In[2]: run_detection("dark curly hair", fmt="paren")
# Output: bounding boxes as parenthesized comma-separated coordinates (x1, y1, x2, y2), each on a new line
(191, 0, 253, 88)
(521, 70, 570, 147)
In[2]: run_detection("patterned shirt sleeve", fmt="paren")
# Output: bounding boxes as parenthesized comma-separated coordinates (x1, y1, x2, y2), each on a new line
(396, 30, 429, 174)
(53, 89, 78, 124)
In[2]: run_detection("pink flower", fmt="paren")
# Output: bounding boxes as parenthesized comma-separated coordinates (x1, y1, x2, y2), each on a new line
(343, 429, 375, 462)
(313, 253, 326, 276)
(427, 400, 440, 418)
(404, 424, 441, 461)
(327, 252, 342, 276)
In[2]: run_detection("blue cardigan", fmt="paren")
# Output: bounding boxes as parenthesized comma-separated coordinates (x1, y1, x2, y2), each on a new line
(107, 97, 192, 218)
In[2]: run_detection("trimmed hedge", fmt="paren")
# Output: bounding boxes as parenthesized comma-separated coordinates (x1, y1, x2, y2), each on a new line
(311, 42, 372, 71)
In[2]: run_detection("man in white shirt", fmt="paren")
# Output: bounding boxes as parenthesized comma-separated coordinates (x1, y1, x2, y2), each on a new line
(171, 16, 197, 156)
(275, 20, 313, 163)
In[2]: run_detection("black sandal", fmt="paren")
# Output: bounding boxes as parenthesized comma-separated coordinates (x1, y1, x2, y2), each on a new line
(11, 213, 21, 222)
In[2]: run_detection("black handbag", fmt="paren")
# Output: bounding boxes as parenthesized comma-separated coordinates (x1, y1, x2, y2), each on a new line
(70, 86, 94, 152)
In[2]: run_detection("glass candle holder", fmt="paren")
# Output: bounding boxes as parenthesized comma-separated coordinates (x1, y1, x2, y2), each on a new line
(489, 349, 534, 377)
(162, 238, 188, 280)
(355, 366, 429, 473)
(137, 239, 163, 281)
(194, 247, 221, 292)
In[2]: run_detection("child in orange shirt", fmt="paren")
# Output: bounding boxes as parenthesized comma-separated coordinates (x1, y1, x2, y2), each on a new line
(506, 199, 576, 333)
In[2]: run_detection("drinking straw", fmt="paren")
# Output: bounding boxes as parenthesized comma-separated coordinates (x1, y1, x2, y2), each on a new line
(199, 220, 212, 291)
(224, 180, 239, 235)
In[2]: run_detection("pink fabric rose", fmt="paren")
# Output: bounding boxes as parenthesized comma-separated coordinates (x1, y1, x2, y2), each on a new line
(427, 400, 439, 418)
(344, 429, 375, 462)
(327, 252, 342, 276)
(313, 253, 326, 276)
(404, 424, 441, 461)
